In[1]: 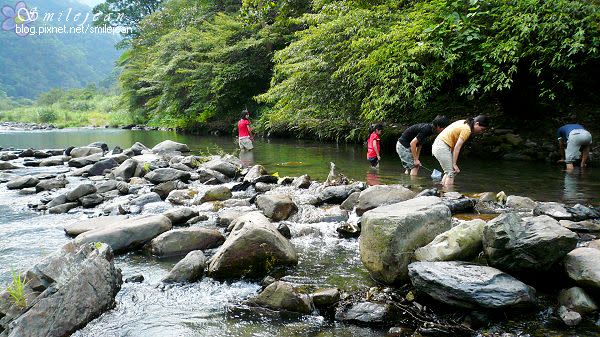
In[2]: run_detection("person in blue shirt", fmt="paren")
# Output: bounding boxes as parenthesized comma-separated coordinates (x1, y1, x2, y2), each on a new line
(557, 124, 592, 170)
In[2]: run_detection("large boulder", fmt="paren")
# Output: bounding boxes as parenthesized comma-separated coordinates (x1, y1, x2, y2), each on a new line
(39, 157, 67, 167)
(359, 196, 452, 284)
(0, 242, 121, 337)
(506, 195, 537, 211)
(355, 185, 416, 216)
(483, 214, 577, 273)
(113, 159, 139, 181)
(244, 165, 268, 183)
(130, 192, 162, 207)
(152, 140, 189, 153)
(67, 184, 97, 201)
(64, 215, 127, 237)
(6, 176, 39, 190)
(68, 154, 102, 168)
(35, 178, 67, 192)
(69, 146, 103, 158)
(533, 202, 572, 220)
(147, 228, 225, 257)
(292, 175, 311, 189)
(564, 248, 600, 290)
(204, 159, 239, 178)
(194, 186, 232, 203)
(0, 161, 17, 170)
(208, 212, 298, 279)
(197, 168, 228, 184)
(256, 194, 297, 221)
(163, 207, 198, 225)
(145, 168, 191, 184)
(318, 185, 358, 205)
(248, 281, 312, 314)
(152, 180, 188, 199)
(88, 158, 119, 176)
(414, 219, 485, 262)
(129, 142, 148, 155)
(408, 261, 536, 309)
(162, 250, 206, 284)
(74, 215, 172, 253)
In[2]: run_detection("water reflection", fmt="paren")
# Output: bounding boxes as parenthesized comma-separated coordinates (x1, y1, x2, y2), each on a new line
(366, 171, 381, 186)
(563, 169, 583, 203)
(239, 150, 254, 167)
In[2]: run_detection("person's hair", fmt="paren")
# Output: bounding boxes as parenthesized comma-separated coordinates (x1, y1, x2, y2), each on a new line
(465, 115, 490, 130)
(240, 109, 249, 120)
(369, 123, 384, 133)
(432, 115, 450, 128)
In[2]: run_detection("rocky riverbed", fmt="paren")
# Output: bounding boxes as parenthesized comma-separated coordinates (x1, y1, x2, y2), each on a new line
(1, 139, 600, 336)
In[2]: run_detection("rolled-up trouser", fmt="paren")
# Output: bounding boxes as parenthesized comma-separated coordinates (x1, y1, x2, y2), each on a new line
(239, 137, 254, 150)
(432, 138, 455, 178)
(396, 141, 415, 170)
(565, 129, 592, 163)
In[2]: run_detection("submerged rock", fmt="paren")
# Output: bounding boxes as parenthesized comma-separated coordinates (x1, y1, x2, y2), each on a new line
(355, 185, 416, 216)
(74, 214, 172, 253)
(208, 211, 297, 279)
(162, 250, 206, 284)
(256, 194, 297, 221)
(359, 196, 452, 284)
(0, 242, 121, 337)
(564, 248, 600, 290)
(414, 219, 485, 262)
(483, 214, 577, 273)
(335, 301, 396, 324)
(147, 228, 225, 257)
(248, 281, 312, 314)
(408, 261, 536, 309)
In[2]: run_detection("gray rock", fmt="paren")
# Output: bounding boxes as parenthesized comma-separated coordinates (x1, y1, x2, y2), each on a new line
(96, 180, 118, 193)
(277, 222, 292, 239)
(558, 305, 582, 326)
(335, 301, 395, 324)
(408, 261, 536, 309)
(74, 214, 172, 253)
(204, 159, 239, 177)
(70, 165, 93, 176)
(129, 142, 148, 155)
(48, 202, 79, 214)
(89, 158, 119, 176)
(244, 165, 268, 183)
(534, 202, 573, 220)
(111, 146, 123, 155)
(311, 288, 340, 309)
(147, 228, 225, 257)
(558, 287, 598, 314)
(0, 242, 121, 337)
(116, 181, 130, 195)
(7, 176, 39, 190)
(208, 212, 298, 279)
(0, 161, 18, 170)
(88, 142, 109, 152)
(70, 146, 103, 158)
(559, 220, 600, 233)
(152, 180, 188, 199)
(340, 191, 360, 211)
(18, 148, 34, 157)
(256, 194, 297, 221)
(506, 195, 537, 211)
(47, 194, 68, 208)
(0, 153, 18, 161)
(197, 168, 228, 184)
(67, 184, 97, 201)
(162, 250, 206, 283)
(68, 153, 102, 168)
(569, 204, 600, 221)
(414, 219, 485, 262)
(64, 215, 128, 237)
(195, 186, 232, 203)
(318, 185, 358, 205)
(564, 248, 600, 290)
(80, 194, 104, 208)
(249, 281, 312, 314)
(124, 275, 144, 283)
(152, 140, 189, 153)
(166, 189, 197, 205)
(131, 192, 162, 207)
(35, 178, 67, 192)
(217, 209, 245, 227)
(113, 159, 138, 181)
(359, 196, 452, 284)
(39, 156, 66, 167)
(483, 214, 577, 273)
(336, 222, 360, 238)
(145, 168, 191, 184)
(356, 185, 416, 216)
(163, 207, 199, 225)
(292, 174, 311, 189)
(441, 197, 477, 214)
(255, 182, 275, 193)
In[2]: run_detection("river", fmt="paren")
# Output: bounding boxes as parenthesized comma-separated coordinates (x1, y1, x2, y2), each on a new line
(1, 128, 599, 336)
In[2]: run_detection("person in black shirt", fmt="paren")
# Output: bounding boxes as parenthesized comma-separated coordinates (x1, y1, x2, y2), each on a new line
(396, 115, 449, 175)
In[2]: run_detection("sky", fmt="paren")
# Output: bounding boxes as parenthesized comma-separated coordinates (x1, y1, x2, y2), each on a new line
(76, 0, 103, 7)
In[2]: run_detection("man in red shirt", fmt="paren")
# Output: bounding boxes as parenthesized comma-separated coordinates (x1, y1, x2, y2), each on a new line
(367, 124, 383, 167)
(238, 109, 254, 150)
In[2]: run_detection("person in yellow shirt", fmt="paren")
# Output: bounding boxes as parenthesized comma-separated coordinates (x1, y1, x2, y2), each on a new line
(432, 115, 490, 186)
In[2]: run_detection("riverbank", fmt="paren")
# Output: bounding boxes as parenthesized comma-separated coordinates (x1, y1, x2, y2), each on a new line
(1, 140, 600, 335)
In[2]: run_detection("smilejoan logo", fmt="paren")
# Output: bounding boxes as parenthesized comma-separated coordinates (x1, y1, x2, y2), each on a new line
(1, 1, 36, 36)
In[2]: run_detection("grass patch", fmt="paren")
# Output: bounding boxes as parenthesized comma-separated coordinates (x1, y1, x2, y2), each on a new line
(7, 269, 27, 308)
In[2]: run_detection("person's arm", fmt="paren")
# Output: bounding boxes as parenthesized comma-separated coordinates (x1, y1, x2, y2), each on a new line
(557, 138, 565, 162)
(581, 145, 590, 167)
(247, 121, 254, 140)
(374, 139, 381, 160)
(452, 138, 465, 173)
(409, 138, 421, 167)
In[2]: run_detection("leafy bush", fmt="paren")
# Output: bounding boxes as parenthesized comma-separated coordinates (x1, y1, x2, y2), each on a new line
(7, 270, 27, 308)
(36, 107, 57, 123)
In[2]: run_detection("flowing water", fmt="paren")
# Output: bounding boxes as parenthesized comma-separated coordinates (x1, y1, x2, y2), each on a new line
(1, 128, 599, 336)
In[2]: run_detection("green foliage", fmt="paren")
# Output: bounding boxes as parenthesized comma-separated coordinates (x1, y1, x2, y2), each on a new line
(7, 270, 27, 309)
(36, 107, 57, 123)
(92, 0, 165, 44)
(94, 242, 104, 250)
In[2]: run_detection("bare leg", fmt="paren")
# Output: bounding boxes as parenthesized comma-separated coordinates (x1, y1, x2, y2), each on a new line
(410, 167, 419, 176)
(404, 169, 409, 174)
(566, 163, 574, 171)
(444, 176, 455, 186)
(581, 145, 590, 167)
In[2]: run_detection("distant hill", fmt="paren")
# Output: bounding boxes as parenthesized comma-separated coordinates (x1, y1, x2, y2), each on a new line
(0, 0, 121, 98)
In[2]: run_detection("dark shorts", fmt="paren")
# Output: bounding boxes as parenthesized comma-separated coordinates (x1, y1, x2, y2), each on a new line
(367, 157, 379, 167)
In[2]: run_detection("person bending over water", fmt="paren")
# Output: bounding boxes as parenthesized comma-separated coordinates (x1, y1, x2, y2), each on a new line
(367, 124, 383, 168)
(397, 115, 449, 176)
(237, 109, 254, 150)
(557, 123, 592, 171)
(432, 115, 490, 186)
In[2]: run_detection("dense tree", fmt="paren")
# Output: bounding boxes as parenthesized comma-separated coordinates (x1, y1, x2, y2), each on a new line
(92, 0, 165, 43)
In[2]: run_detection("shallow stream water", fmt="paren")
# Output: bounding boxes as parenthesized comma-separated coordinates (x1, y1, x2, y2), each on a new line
(1, 128, 599, 336)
